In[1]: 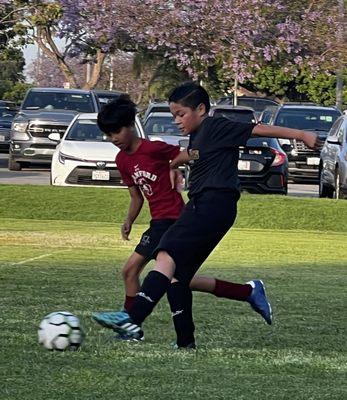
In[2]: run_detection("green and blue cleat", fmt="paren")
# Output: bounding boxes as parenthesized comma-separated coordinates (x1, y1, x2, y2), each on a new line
(92, 310, 143, 340)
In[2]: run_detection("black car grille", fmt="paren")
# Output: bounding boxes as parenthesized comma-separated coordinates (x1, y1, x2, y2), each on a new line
(30, 143, 57, 149)
(293, 139, 320, 156)
(66, 167, 125, 186)
(28, 123, 67, 138)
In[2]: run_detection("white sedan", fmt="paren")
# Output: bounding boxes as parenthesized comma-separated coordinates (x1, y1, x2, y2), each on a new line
(50, 113, 146, 187)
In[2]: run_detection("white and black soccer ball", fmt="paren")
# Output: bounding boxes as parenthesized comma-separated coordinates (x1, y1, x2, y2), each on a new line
(38, 311, 84, 351)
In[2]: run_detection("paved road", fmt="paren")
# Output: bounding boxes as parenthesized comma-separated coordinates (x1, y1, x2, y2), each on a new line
(0, 153, 319, 197)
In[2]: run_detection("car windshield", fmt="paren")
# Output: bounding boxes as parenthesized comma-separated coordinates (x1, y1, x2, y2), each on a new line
(275, 109, 341, 131)
(97, 93, 121, 105)
(65, 119, 107, 142)
(238, 98, 277, 112)
(22, 92, 94, 112)
(144, 116, 182, 136)
(213, 109, 255, 123)
(0, 108, 17, 120)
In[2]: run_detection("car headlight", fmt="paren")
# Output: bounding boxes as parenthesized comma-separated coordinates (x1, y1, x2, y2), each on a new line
(11, 122, 30, 140)
(58, 151, 85, 164)
(12, 122, 28, 132)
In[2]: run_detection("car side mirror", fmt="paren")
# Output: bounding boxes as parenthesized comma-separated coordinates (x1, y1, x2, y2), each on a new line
(48, 133, 61, 142)
(327, 136, 341, 145)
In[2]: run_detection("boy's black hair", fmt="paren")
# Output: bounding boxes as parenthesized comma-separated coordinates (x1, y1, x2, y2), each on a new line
(97, 94, 136, 135)
(168, 82, 210, 113)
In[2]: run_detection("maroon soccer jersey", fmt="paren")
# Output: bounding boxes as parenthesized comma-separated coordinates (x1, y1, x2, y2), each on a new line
(116, 139, 185, 220)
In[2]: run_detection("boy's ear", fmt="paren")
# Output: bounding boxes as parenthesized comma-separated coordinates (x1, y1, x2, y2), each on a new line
(196, 102, 207, 116)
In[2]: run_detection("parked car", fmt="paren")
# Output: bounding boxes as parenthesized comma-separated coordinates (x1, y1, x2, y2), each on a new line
(142, 101, 171, 122)
(9, 87, 100, 170)
(319, 115, 347, 199)
(209, 105, 257, 123)
(143, 111, 183, 146)
(237, 137, 288, 195)
(208, 105, 287, 194)
(259, 104, 342, 182)
(216, 96, 278, 118)
(50, 113, 146, 187)
(94, 89, 123, 106)
(0, 104, 18, 152)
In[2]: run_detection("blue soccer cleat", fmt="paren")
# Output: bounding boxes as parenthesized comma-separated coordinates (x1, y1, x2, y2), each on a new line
(246, 280, 273, 325)
(92, 310, 142, 339)
(113, 330, 145, 342)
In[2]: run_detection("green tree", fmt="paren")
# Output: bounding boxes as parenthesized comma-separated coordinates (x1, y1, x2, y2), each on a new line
(0, 3, 27, 100)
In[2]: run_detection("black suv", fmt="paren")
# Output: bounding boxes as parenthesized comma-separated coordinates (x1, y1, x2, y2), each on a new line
(260, 104, 342, 182)
(0, 101, 18, 152)
(9, 88, 99, 170)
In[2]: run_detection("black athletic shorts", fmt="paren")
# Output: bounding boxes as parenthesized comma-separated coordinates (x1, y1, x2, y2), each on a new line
(135, 219, 176, 260)
(154, 189, 239, 284)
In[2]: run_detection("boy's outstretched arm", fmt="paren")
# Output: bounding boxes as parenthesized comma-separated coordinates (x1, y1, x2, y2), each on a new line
(170, 149, 191, 169)
(252, 124, 324, 150)
(121, 186, 144, 240)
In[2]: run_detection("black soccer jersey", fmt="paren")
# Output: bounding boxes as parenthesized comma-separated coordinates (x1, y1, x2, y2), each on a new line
(187, 116, 255, 197)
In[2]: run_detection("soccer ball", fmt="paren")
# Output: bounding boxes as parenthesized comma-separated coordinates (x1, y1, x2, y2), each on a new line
(38, 311, 84, 351)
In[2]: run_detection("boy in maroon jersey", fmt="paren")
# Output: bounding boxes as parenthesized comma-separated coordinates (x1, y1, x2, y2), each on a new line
(95, 95, 267, 340)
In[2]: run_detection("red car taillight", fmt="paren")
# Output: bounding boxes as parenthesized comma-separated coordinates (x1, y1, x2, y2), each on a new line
(270, 148, 287, 167)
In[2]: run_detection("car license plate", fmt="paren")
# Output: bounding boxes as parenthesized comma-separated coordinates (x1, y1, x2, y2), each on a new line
(0, 135, 5, 142)
(238, 160, 251, 171)
(306, 157, 320, 166)
(92, 170, 110, 180)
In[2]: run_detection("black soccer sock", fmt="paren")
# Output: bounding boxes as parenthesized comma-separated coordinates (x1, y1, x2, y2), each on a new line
(167, 281, 195, 347)
(129, 270, 171, 326)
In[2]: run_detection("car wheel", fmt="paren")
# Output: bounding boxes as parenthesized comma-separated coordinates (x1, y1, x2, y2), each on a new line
(8, 153, 22, 171)
(319, 168, 333, 198)
(334, 170, 346, 200)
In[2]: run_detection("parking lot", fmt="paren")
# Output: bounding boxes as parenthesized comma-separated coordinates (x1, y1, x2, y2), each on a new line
(0, 153, 319, 197)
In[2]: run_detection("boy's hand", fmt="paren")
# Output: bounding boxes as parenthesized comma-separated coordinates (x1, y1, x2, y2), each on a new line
(121, 220, 132, 240)
(170, 168, 184, 192)
(302, 131, 324, 150)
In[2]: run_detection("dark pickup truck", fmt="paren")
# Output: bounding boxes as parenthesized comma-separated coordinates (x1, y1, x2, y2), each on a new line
(8, 87, 99, 170)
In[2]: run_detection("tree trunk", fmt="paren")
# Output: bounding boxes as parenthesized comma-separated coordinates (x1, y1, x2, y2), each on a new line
(36, 26, 79, 88)
(82, 50, 106, 90)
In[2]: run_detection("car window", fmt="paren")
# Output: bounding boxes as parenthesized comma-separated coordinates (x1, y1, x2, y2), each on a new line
(337, 123, 345, 143)
(213, 109, 255, 123)
(65, 119, 141, 141)
(144, 116, 181, 136)
(22, 92, 94, 112)
(275, 109, 341, 131)
(96, 94, 121, 104)
(328, 118, 343, 137)
(237, 98, 277, 112)
(260, 110, 273, 124)
(0, 108, 17, 120)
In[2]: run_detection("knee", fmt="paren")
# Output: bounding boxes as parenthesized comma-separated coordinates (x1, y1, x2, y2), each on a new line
(157, 250, 175, 266)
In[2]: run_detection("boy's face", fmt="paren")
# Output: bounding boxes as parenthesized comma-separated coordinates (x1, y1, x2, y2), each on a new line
(170, 102, 207, 135)
(107, 125, 136, 151)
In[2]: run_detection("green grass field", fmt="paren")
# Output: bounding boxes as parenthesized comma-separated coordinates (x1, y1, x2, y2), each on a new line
(0, 185, 346, 400)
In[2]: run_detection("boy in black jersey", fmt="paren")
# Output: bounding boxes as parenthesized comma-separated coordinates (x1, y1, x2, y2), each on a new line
(93, 82, 321, 348)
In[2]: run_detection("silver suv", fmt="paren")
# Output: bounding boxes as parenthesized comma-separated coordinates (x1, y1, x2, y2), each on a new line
(319, 115, 347, 199)
(8, 88, 99, 170)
